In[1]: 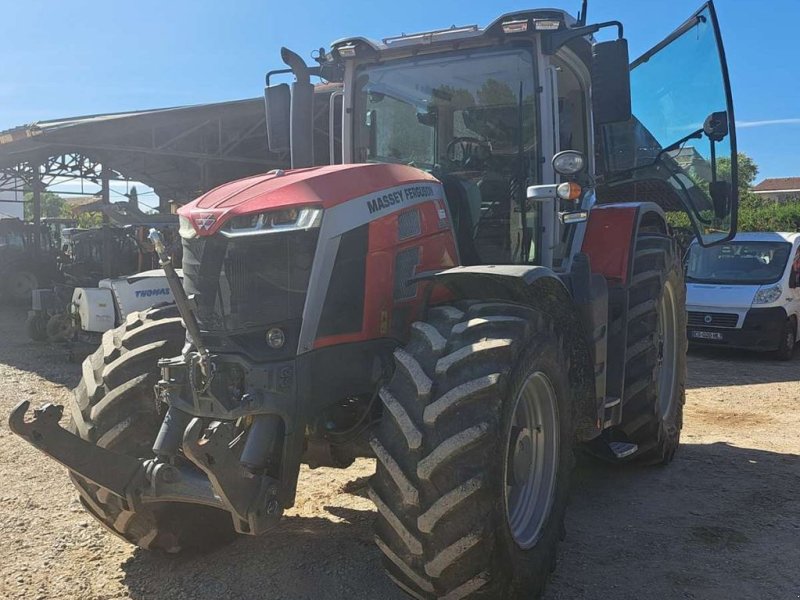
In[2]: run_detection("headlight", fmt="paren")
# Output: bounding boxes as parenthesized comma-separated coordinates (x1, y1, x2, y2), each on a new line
(178, 215, 197, 239)
(552, 150, 586, 176)
(753, 284, 782, 304)
(221, 207, 323, 238)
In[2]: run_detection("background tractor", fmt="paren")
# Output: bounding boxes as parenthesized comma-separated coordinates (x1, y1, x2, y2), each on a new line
(10, 3, 739, 599)
(0, 217, 63, 304)
(26, 207, 181, 343)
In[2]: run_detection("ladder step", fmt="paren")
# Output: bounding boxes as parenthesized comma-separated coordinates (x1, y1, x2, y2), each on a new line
(608, 441, 638, 459)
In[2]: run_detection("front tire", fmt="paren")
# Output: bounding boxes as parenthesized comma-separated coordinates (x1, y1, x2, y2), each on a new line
(68, 304, 237, 552)
(370, 302, 575, 599)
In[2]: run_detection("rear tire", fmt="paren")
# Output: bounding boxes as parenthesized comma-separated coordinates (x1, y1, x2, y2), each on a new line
(68, 304, 237, 553)
(774, 318, 796, 361)
(371, 302, 575, 599)
(618, 234, 687, 465)
(26, 312, 48, 342)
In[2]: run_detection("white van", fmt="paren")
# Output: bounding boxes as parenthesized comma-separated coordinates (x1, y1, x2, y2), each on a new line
(685, 232, 800, 359)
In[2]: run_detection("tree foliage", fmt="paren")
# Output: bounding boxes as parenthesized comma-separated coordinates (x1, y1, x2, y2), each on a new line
(23, 191, 104, 228)
(667, 152, 800, 235)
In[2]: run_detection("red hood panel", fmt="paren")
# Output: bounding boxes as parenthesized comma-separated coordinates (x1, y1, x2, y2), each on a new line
(179, 163, 439, 236)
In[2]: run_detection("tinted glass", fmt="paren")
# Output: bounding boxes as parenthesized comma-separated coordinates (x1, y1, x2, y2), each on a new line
(602, 5, 737, 245)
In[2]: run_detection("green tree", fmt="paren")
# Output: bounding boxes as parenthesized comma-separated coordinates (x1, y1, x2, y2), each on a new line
(717, 152, 758, 199)
(23, 191, 66, 220)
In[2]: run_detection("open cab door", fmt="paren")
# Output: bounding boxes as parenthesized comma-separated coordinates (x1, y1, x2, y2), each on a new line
(599, 1, 737, 245)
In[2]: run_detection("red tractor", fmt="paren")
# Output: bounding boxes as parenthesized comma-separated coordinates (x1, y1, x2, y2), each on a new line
(11, 3, 739, 598)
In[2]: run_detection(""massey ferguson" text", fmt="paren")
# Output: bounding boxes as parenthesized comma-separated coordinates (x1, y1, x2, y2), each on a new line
(366, 185, 435, 215)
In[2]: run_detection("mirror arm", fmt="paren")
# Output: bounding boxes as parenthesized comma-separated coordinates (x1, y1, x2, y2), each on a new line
(542, 20, 624, 55)
(656, 128, 703, 161)
(265, 68, 292, 87)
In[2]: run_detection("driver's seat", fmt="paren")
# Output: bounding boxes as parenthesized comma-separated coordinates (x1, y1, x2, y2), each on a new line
(440, 176, 481, 265)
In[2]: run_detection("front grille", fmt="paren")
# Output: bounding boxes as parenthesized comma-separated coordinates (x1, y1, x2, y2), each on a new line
(182, 230, 318, 333)
(688, 311, 739, 328)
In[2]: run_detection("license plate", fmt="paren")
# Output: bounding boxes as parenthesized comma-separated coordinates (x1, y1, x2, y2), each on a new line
(690, 330, 723, 340)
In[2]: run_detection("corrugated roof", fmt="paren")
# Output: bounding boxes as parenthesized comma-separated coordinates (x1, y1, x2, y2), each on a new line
(752, 177, 800, 192)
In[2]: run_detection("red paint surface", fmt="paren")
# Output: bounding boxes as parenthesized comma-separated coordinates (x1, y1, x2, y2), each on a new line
(313, 201, 459, 349)
(178, 163, 440, 236)
(581, 204, 639, 284)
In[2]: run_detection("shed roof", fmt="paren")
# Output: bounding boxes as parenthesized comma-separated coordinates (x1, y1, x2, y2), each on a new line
(0, 98, 287, 205)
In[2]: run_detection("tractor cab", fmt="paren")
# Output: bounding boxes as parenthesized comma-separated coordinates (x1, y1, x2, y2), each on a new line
(267, 3, 738, 269)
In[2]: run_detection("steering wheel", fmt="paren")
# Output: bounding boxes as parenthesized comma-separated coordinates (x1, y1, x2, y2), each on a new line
(446, 136, 490, 168)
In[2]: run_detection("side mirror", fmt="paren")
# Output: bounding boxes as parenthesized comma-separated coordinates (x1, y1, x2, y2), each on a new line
(264, 83, 291, 153)
(592, 39, 632, 125)
(703, 111, 729, 142)
(790, 263, 800, 289)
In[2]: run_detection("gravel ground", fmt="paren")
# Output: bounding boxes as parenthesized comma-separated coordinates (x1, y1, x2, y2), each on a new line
(0, 305, 798, 600)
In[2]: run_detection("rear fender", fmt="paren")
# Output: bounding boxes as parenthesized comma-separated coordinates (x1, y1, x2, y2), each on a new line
(581, 202, 668, 285)
(582, 202, 672, 419)
(427, 265, 601, 441)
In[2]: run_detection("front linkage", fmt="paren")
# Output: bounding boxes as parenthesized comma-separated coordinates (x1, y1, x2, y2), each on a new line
(9, 229, 289, 536)
(9, 399, 284, 536)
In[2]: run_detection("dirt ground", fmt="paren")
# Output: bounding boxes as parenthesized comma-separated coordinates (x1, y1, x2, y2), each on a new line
(0, 305, 797, 600)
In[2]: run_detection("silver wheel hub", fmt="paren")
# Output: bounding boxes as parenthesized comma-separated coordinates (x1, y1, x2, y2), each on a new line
(656, 280, 679, 418)
(504, 371, 559, 550)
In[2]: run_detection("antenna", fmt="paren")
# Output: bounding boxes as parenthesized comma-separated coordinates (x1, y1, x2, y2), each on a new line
(578, 0, 588, 26)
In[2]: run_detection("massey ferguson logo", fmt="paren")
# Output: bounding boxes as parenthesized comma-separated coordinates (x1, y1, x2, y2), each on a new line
(366, 185, 435, 215)
(196, 213, 217, 231)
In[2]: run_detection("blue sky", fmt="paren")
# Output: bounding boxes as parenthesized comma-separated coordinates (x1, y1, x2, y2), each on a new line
(1, 0, 798, 183)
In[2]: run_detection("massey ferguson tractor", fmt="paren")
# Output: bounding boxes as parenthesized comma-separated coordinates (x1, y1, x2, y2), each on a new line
(10, 2, 739, 598)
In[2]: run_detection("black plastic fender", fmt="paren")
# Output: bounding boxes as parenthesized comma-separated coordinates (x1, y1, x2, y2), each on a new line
(421, 265, 604, 441)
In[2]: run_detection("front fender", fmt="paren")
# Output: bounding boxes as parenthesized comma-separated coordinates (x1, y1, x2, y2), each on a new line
(427, 264, 569, 305)
(424, 265, 602, 442)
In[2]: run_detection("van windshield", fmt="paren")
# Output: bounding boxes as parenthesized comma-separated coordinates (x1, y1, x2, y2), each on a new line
(686, 241, 792, 285)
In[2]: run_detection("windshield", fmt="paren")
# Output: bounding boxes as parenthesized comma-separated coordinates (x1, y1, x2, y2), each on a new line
(355, 47, 537, 170)
(354, 46, 539, 264)
(686, 241, 791, 285)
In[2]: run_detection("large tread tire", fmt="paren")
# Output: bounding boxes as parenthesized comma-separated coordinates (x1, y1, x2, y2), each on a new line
(68, 304, 237, 552)
(371, 302, 575, 599)
(26, 312, 48, 342)
(618, 234, 687, 465)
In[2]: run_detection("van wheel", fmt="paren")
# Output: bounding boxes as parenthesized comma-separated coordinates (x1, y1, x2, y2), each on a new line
(774, 318, 796, 361)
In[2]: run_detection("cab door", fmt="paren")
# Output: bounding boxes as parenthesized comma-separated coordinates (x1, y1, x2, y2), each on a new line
(599, 1, 737, 246)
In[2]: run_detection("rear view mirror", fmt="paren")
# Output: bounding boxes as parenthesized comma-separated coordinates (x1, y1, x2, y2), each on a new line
(592, 39, 632, 125)
(264, 83, 291, 153)
(704, 111, 729, 142)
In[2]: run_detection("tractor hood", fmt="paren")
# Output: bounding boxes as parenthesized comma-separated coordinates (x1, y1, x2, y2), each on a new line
(179, 163, 439, 237)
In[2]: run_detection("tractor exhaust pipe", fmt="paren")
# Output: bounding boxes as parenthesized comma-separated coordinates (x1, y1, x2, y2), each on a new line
(281, 47, 314, 169)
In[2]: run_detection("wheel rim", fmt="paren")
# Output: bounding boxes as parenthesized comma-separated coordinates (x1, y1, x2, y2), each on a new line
(11, 272, 37, 300)
(504, 371, 559, 549)
(655, 280, 679, 417)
